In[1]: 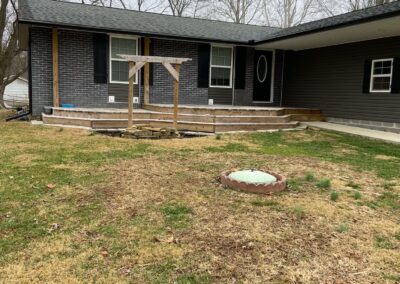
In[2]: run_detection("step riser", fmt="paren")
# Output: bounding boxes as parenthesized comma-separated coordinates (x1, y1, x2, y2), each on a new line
(52, 109, 291, 124)
(143, 105, 282, 116)
(43, 116, 92, 128)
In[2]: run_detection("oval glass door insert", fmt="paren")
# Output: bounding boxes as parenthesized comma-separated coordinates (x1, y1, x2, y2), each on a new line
(257, 55, 268, 83)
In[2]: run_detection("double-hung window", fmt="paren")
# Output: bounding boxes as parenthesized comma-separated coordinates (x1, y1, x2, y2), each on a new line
(210, 46, 233, 88)
(110, 35, 138, 84)
(370, 58, 393, 93)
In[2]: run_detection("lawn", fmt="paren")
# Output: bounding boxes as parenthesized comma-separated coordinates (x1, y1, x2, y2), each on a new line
(0, 111, 399, 283)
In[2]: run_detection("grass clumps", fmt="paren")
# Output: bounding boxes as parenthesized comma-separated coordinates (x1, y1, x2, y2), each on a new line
(330, 191, 339, 202)
(317, 179, 331, 190)
(374, 235, 394, 249)
(336, 223, 349, 233)
(161, 203, 193, 229)
(353, 191, 362, 200)
(304, 173, 316, 182)
(291, 205, 306, 219)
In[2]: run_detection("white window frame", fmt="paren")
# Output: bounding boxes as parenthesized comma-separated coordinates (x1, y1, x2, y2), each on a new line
(109, 34, 139, 85)
(209, 45, 234, 89)
(369, 58, 394, 93)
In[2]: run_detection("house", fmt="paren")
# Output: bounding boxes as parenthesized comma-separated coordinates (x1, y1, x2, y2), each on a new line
(4, 76, 29, 108)
(18, 0, 400, 133)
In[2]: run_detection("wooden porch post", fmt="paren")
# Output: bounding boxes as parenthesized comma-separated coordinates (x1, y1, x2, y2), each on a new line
(143, 37, 150, 105)
(52, 28, 60, 107)
(128, 62, 135, 129)
(173, 64, 181, 129)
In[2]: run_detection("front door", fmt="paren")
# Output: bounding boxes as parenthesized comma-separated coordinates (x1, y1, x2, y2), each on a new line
(253, 50, 273, 102)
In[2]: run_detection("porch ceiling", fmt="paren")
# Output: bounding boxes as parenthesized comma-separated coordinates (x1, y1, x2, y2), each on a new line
(255, 15, 400, 51)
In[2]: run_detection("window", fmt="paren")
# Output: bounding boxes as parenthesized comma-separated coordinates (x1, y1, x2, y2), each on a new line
(370, 58, 393, 93)
(210, 46, 233, 88)
(110, 35, 138, 84)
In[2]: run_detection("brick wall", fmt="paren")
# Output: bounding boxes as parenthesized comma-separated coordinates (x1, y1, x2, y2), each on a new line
(31, 28, 53, 116)
(151, 38, 208, 105)
(58, 30, 109, 108)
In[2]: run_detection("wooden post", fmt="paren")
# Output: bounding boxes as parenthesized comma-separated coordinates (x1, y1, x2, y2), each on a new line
(143, 37, 150, 105)
(52, 28, 59, 107)
(173, 64, 181, 129)
(128, 62, 135, 129)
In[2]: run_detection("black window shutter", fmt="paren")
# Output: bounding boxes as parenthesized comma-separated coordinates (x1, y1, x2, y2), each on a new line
(198, 43, 210, 88)
(391, 57, 400, 93)
(362, 59, 372, 94)
(93, 34, 108, 84)
(234, 46, 247, 89)
(141, 38, 154, 86)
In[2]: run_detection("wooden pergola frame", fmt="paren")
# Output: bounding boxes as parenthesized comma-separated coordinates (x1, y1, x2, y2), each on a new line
(118, 54, 192, 129)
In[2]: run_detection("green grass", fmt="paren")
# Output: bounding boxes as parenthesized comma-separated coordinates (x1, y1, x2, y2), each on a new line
(374, 235, 394, 249)
(206, 142, 249, 153)
(161, 203, 194, 229)
(353, 191, 362, 200)
(330, 191, 339, 202)
(251, 130, 400, 179)
(1, 120, 400, 283)
(317, 179, 331, 190)
(304, 173, 316, 182)
(336, 223, 349, 233)
(291, 205, 306, 219)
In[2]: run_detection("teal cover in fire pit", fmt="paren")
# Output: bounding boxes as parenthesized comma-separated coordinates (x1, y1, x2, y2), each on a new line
(228, 170, 277, 185)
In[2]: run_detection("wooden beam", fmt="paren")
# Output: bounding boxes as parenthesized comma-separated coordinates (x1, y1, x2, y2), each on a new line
(52, 28, 59, 107)
(162, 62, 180, 82)
(128, 61, 145, 79)
(173, 64, 181, 129)
(143, 37, 150, 105)
(118, 55, 191, 64)
(128, 62, 135, 129)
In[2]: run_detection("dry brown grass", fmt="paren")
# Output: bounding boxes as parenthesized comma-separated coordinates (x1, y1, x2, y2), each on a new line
(0, 121, 399, 283)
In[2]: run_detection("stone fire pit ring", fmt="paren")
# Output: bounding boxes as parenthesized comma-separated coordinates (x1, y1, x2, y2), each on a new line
(220, 169, 287, 194)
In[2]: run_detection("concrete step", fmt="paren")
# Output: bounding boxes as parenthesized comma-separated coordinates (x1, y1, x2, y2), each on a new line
(52, 107, 293, 124)
(143, 104, 284, 116)
(42, 114, 300, 133)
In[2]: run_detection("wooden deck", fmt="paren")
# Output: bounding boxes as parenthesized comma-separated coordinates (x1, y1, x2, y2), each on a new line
(42, 104, 324, 133)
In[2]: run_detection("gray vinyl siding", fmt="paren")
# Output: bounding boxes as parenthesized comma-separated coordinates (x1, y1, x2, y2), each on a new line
(283, 36, 400, 123)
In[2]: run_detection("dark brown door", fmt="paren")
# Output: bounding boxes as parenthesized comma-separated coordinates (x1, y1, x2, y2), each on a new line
(253, 50, 273, 102)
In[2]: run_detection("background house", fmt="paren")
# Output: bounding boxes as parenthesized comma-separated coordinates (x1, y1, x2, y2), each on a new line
(4, 75, 29, 108)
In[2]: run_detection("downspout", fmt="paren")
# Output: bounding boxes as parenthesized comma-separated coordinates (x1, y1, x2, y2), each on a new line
(28, 26, 33, 115)
(231, 47, 236, 106)
(279, 50, 285, 107)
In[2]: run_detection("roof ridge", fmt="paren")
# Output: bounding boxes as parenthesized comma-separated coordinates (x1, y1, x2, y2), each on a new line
(51, 0, 280, 29)
(283, 0, 400, 31)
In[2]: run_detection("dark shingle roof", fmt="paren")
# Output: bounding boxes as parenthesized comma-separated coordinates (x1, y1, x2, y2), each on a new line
(18, 0, 400, 44)
(18, 0, 279, 44)
(258, 0, 400, 43)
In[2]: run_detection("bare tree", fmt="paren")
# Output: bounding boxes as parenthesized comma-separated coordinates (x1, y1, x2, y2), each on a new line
(167, 0, 193, 16)
(347, 0, 392, 10)
(212, 0, 262, 24)
(0, 0, 27, 108)
(262, 0, 317, 28)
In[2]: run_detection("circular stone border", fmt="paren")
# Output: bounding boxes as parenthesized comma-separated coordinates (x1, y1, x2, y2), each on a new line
(220, 169, 287, 194)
